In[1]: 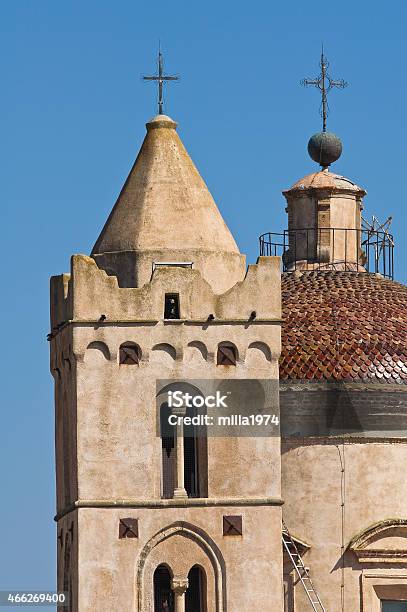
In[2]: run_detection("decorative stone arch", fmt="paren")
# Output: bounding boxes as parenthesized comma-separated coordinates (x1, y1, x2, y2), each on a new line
(186, 341, 208, 362)
(152, 343, 177, 362)
(348, 518, 407, 563)
(84, 340, 110, 362)
(156, 381, 204, 400)
(137, 521, 227, 612)
(247, 341, 272, 362)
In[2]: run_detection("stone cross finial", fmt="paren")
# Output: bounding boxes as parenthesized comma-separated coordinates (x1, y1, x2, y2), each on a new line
(301, 48, 347, 132)
(143, 46, 179, 115)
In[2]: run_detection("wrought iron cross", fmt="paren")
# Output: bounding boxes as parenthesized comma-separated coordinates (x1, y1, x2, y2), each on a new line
(143, 48, 179, 115)
(301, 49, 347, 132)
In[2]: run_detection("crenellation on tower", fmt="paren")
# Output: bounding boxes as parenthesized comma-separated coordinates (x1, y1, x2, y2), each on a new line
(50, 253, 281, 327)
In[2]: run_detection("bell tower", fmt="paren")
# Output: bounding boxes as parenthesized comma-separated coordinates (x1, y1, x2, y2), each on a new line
(50, 107, 283, 610)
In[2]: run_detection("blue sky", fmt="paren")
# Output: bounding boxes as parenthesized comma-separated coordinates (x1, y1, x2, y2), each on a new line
(1, 0, 406, 600)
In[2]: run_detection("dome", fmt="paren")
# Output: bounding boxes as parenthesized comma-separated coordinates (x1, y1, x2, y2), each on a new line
(285, 170, 366, 195)
(307, 131, 342, 167)
(280, 271, 407, 384)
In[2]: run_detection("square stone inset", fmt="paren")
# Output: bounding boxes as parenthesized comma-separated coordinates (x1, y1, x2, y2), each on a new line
(223, 515, 243, 536)
(119, 518, 139, 539)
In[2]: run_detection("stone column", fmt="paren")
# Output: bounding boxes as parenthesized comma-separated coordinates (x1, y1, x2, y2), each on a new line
(172, 406, 188, 499)
(171, 576, 189, 612)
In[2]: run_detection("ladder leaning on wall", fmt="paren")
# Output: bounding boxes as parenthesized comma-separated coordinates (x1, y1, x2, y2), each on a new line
(282, 521, 326, 612)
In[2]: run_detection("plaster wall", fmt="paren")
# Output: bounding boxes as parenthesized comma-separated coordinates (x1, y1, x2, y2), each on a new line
(73, 321, 281, 501)
(329, 194, 362, 263)
(281, 439, 407, 611)
(70, 506, 283, 612)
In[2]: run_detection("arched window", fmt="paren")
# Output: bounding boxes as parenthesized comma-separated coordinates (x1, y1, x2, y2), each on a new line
(185, 566, 206, 612)
(154, 565, 174, 612)
(159, 384, 208, 500)
(217, 342, 237, 366)
(119, 342, 141, 365)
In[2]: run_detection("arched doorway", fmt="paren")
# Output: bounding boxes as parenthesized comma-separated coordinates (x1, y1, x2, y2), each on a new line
(185, 565, 206, 612)
(154, 565, 174, 612)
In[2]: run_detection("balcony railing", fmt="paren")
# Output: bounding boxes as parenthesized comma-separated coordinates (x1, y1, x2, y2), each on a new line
(259, 227, 394, 280)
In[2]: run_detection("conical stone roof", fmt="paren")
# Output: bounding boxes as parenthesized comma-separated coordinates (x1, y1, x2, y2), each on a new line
(92, 115, 245, 290)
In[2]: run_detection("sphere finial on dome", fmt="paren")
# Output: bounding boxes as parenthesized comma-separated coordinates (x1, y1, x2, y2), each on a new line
(307, 131, 342, 168)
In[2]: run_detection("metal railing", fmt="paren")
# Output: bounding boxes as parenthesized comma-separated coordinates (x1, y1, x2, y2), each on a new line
(259, 227, 394, 279)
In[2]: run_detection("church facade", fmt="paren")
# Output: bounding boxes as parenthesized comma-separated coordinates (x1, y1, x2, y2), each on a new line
(50, 100, 407, 610)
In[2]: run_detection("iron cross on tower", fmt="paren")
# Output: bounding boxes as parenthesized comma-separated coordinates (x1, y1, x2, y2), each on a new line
(143, 48, 179, 115)
(301, 49, 347, 132)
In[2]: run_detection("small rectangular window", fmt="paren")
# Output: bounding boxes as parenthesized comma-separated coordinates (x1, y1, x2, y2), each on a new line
(164, 294, 180, 320)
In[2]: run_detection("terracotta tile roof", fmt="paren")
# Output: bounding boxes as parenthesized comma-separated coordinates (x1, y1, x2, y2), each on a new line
(280, 271, 407, 384)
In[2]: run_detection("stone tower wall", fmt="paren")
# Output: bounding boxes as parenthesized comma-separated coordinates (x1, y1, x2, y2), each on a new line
(50, 254, 284, 611)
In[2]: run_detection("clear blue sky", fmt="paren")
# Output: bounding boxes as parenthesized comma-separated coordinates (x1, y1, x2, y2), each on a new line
(1, 0, 406, 602)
